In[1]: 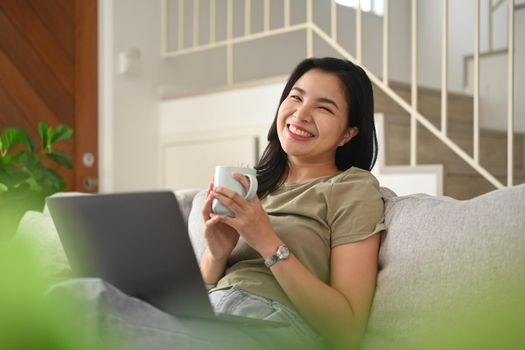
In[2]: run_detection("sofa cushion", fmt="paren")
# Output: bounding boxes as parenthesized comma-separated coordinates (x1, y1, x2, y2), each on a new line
(187, 190, 207, 264)
(360, 184, 525, 350)
(10, 192, 93, 283)
(11, 210, 72, 283)
(174, 188, 201, 224)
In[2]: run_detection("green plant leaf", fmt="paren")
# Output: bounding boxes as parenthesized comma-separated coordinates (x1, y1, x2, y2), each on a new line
(46, 151, 73, 169)
(49, 170, 65, 192)
(1, 123, 74, 237)
(20, 130, 35, 152)
(50, 124, 73, 144)
(38, 122, 48, 150)
(46, 127, 55, 150)
(37, 167, 65, 194)
(0, 128, 21, 152)
(19, 151, 39, 169)
(8, 150, 26, 164)
(0, 164, 30, 187)
(0, 154, 13, 165)
(0, 128, 31, 153)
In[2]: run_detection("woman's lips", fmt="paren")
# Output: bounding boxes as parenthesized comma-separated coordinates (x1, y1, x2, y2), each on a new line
(287, 124, 314, 141)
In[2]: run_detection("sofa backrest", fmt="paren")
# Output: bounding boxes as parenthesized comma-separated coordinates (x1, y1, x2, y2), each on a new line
(360, 184, 525, 350)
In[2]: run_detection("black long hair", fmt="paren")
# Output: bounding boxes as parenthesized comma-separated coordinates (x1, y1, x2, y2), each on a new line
(255, 57, 378, 198)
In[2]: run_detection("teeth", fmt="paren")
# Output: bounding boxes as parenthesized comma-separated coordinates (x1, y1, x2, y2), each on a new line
(289, 125, 313, 137)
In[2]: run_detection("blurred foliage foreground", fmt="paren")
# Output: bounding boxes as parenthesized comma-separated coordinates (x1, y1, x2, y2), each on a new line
(0, 241, 103, 350)
(1, 233, 523, 350)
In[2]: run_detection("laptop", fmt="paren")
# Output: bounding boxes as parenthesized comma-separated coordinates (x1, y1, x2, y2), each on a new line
(46, 191, 286, 328)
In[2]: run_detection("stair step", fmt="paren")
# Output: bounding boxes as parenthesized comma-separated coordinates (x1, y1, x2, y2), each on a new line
(374, 81, 474, 128)
(382, 114, 525, 173)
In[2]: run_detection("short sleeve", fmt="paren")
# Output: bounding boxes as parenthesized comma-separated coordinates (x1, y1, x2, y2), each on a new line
(328, 169, 386, 248)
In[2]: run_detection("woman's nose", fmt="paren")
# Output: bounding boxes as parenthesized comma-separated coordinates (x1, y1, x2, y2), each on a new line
(294, 105, 313, 122)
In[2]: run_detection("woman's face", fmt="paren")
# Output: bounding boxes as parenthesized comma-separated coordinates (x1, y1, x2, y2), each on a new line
(276, 69, 358, 167)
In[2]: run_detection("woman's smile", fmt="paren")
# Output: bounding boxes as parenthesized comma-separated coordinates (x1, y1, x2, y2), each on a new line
(287, 124, 315, 140)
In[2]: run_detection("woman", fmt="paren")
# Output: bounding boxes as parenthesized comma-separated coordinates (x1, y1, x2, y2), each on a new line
(201, 57, 385, 350)
(48, 57, 384, 350)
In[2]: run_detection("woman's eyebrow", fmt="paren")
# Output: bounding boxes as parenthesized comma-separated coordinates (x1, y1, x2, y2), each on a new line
(318, 97, 339, 111)
(292, 87, 339, 111)
(291, 86, 306, 95)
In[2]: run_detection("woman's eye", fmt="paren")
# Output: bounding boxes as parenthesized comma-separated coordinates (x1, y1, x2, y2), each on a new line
(319, 106, 333, 113)
(290, 95, 301, 101)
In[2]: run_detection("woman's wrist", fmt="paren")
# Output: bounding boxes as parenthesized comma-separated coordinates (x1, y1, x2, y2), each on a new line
(200, 248, 228, 284)
(255, 233, 285, 260)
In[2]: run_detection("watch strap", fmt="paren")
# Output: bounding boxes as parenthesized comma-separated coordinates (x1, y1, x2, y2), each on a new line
(264, 244, 289, 268)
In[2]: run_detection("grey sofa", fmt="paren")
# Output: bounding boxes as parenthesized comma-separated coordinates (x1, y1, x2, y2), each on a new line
(14, 184, 525, 349)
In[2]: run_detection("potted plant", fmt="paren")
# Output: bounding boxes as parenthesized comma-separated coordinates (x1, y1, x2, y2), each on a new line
(0, 122, 74, 240)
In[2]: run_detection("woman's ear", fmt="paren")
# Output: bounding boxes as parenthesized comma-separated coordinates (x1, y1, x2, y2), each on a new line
(338, 127, 359, 146)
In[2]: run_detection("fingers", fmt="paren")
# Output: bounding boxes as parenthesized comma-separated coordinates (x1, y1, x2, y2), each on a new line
(211, 190, 243, 216)
(206, 212, 235, 228)
(214, 172, 254, 203)
(204, 212, 221, 227)
(202, 179, 215, 220)
(232, 172, 251, 193)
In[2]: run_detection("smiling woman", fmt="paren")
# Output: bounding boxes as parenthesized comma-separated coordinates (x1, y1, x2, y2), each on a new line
(202, 57, 384, 349)
(48, 57, 385, 350)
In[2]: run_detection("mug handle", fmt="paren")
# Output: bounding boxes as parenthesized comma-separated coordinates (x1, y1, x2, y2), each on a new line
(243, 173, 258, 200)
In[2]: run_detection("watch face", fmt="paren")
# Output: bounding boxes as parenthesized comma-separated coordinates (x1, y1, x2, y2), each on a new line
(277, 245, 289, 259)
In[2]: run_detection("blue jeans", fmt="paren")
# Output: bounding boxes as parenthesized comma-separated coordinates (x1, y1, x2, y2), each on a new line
(210, 285, 323, 345)
(46, 278, 326, 350)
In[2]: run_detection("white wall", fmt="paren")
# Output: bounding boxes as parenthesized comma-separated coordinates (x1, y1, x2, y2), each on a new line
(99, 0, 162, 192)
(160, 81, 283, 135)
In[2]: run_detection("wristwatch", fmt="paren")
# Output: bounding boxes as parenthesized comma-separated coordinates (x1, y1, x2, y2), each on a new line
(264, 244, 290, 268)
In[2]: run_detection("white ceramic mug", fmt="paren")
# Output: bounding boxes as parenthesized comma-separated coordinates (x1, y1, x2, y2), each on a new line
(212, 166, 258, 217)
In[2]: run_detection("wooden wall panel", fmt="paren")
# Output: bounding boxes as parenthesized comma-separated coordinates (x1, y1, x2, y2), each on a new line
(0, 84, 33, 133)
(0, 48, 57, 126)
(55, 0, 74, 20)
(26, 0, 74, 59)
(0, 10, 74, 125)
(0, 0, 74, 94)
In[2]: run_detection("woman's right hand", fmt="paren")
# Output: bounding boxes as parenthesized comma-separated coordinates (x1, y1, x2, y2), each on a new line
(201, 181, 239, 261)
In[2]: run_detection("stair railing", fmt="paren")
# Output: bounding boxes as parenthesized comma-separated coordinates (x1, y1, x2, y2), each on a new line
(161, 0, 518, 189)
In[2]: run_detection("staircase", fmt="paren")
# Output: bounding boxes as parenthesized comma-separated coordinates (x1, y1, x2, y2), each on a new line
(161, 0, 524, 199)
(374, 82, 525, 199)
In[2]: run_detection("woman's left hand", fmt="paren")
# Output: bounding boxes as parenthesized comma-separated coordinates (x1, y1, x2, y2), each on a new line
(210, 173, 282, 256)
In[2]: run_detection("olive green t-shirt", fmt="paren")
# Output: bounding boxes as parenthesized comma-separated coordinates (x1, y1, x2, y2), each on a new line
(213, 167, 386, 310)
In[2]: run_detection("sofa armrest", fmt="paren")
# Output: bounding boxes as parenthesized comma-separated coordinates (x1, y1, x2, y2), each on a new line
(174, 188, 201, 224)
